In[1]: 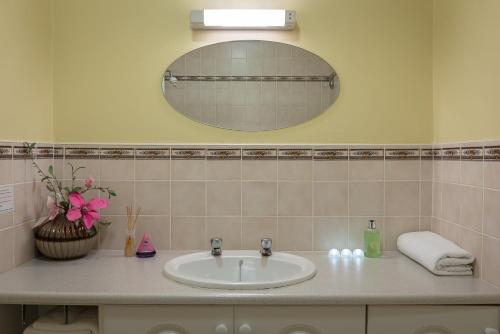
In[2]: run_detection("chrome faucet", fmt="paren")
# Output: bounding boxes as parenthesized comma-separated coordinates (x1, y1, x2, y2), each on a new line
(260, 238, 272, 256)
(210, 237, 223, 256)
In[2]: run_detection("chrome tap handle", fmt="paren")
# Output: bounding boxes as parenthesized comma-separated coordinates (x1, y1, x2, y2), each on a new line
(260, 238, 272, 256)
(211, 237, 223, 256)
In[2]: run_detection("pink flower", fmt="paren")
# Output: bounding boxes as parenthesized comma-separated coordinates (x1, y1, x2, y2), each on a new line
(47, 196, 59, 220)
(66, 193, 108, 229)
(84, 177, 94, 188)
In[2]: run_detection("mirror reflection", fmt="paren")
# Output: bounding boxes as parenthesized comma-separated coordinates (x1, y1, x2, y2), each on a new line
(162, 40, 339, 131)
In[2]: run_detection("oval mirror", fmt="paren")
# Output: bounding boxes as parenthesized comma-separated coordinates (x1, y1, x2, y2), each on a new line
(162, 40, 339, 131)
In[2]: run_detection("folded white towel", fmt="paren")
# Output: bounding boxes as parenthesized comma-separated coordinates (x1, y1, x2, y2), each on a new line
(397, 231, 474, 276)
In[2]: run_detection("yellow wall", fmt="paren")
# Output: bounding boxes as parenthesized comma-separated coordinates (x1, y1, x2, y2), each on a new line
(433, 0, 500, 143)
(52, 0, 433, 144)
(0, 0, 53, 142)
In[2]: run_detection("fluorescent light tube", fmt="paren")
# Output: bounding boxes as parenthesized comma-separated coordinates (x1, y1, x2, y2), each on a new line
(190, 9, 296, 30)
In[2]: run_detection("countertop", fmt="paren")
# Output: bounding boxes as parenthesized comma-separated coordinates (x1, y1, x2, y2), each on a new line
(0, 251, 499, 305)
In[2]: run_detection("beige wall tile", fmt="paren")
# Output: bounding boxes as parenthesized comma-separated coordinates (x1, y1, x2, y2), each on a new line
(278, 160, 312, 181)
(349, 182, 384, 216)
(206, 217, 242, 250)
(349, 161, 384, 181)
(135, 181, 170, 215)
(384, 217, 419, 251)
(313, 217, 348, 251)
(278, 182, 312, 216)
(171, 160, 205, 180)
(206, 160, 241, 180)
(419, 216, 432, 231)
(420, 181, 433, 217)
(100, 181, 134, 216)
(135, 216, 170, 250)
(349, 217, 384, 250)
(484, 189, 500, 238)
(442, 183, 461, 224)
(459, 229, 482, 278)
(484, 161, 500, 190)
(99, 216, 127, 250)
(420, 161, 433, 181)
(100, 159, 134, 181)
(461, 161, 483, 187)
(277, 217, 312, 251)
(171, 181, 205, 217)
(385, 181, 420, 216)
(13, 223, 34, 267)
(14, 183, 45, 225)
(313, 182, 348, 216)
(63, 159, 100, 180)
(0, 228, 13, 273)
(207, 181, 241, 216)
(171, 217, 205, 250)
(12, 159, 29, 184)
(483, 236, 500, 288)
(385, 161, 420, 181)
(312, 161, 348, 181)
(135, 160, 170, 180)
(242, 181, 277, 217)
(242, 160, 277, 181)
(0, 213, 13, 230)
(433, 160, 443, 182)
(442, 160, 461, 184)
(0, 160, 12, 185)
(459, 186, 483, 232)
(242, 217, 277, 249)
(439, 221, 461, 245)
(432, 182, 443, 219)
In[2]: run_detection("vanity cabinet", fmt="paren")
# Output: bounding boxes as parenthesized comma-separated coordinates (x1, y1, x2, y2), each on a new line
(100, 305, 233, 334)
(100, 305, 365, 334)
(234, 306, 365, 334)
(367, 305, 500, 334)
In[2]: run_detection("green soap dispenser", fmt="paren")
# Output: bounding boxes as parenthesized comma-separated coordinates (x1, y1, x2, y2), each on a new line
(364, 219, 381, 258)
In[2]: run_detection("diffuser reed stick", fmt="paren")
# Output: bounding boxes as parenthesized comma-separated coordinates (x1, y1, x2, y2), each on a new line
(124, 205, 141, 257)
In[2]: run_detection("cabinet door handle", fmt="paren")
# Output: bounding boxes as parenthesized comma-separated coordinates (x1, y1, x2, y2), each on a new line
(484, 329, 500, 334)
(215, 323, 229, 334)
(238, 323, 253, 334)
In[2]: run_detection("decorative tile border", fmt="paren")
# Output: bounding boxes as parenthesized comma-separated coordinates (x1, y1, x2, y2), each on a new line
(421, 148, 434, 160)
(0, 145, 12, 160)
(171, 148, 206, 160)
(207, 149, 241, 160)
(385, 148, 420, 160)
(13, 146, 29, 160)
(64, 147, 100, 159)
(99, 147, 134, 159)
(313, 148, 348, 160)
(485, 146, 500, 161)
(442, 147, 460, 160)
(461, 147, 483, 160)
(242, 149, 277, 160)
(135, 147, 170, 160)
(278, 148, 313, 160)
(2, 142, 500, 161)
(34, 146, 54, 159)
(349, 149, 384, 160)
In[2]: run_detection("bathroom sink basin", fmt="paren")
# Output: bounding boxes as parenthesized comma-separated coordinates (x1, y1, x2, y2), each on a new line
(163, 250, 316, 289)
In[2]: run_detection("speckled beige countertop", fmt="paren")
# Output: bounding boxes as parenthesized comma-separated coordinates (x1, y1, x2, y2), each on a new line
(0, 251, 498, 305)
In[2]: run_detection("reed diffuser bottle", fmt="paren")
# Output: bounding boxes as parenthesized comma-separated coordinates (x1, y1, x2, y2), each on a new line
(124, 206, 141, 257)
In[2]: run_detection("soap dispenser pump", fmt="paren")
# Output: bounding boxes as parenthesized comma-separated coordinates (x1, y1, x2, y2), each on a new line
(364, 219, 381, 258)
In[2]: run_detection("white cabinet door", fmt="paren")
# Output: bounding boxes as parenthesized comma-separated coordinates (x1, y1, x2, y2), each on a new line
(234, 306, 365, 334)
(367, 305, 500, 334)
(100, 305, 233, 334)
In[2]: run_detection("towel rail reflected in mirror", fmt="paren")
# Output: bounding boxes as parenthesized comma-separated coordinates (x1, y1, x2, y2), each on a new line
(161, 40, 340, 131)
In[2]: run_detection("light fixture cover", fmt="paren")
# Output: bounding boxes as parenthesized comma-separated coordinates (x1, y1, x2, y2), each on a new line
(190, 9, 296, 30)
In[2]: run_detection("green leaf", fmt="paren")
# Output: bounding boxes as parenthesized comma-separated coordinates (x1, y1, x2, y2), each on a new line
(98, 220, 112, 226)
(48, 165, 54, 176)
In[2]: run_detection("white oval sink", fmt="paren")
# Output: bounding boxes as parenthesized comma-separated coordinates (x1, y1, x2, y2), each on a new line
(163, 250, 316, 289)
